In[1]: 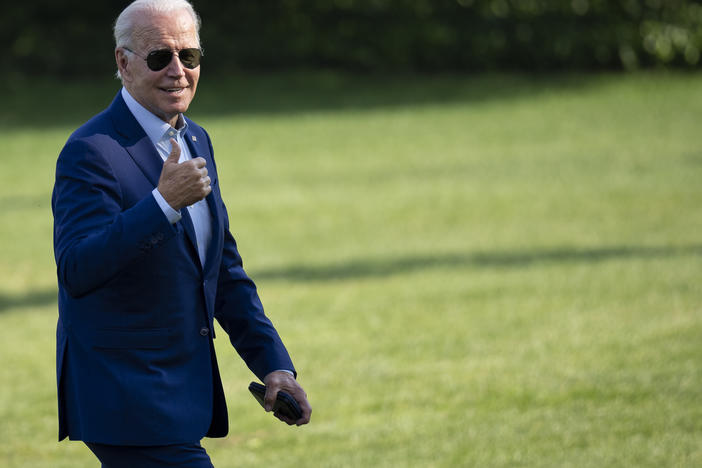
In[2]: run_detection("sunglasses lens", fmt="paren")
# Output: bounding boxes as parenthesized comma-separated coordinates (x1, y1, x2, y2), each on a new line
(145, 49, 202, 71)
(146, 50, 173, 71)
(179, 49, 202, 69)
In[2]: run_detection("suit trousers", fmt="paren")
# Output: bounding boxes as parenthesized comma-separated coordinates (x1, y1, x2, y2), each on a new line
(85, 441, 214, 468)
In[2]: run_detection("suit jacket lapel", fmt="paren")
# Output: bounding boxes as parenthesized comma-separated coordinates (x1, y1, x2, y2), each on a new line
(183, 128, 222, 271)
(109, 92, 202, 265)
(179, 207, 200, 269)
(201, 189, 220, 273)
(184, 127, 221, 274)
(109, 93, 163, 188)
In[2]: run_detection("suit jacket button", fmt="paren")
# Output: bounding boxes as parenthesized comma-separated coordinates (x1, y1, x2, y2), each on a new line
(200, 327, 210, 336)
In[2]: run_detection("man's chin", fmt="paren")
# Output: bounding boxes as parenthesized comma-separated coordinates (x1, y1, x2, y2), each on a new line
(162, 101, 192, 118)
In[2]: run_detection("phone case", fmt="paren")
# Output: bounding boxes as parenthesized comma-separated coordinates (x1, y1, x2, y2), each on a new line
(248, 382, 302, 420)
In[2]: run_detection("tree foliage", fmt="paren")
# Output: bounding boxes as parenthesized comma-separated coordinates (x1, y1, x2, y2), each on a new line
(5, 0, 702, 77)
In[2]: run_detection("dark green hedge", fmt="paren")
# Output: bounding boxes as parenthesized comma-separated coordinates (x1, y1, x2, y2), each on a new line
(6, 0, 702, 77)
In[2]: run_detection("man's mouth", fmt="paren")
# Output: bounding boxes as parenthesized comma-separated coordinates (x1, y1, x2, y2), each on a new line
(161, 87, 187, 94)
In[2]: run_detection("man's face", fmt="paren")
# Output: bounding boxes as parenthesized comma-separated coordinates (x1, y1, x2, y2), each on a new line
(116, 9, 200, 127)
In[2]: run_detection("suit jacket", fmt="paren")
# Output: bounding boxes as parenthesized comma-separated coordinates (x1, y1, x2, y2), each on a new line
(52, 92, 295, 445)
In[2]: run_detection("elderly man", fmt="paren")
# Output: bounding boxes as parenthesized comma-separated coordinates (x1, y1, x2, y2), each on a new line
(51, 0, 311, 466)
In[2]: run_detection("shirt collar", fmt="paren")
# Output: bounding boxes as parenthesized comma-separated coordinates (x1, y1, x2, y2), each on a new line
(121, 87, 188, 147)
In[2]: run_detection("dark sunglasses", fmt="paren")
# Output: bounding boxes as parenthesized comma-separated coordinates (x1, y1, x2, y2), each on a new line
(123, 47, 202, 71)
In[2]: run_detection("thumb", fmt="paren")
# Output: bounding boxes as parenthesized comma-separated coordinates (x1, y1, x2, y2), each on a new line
(166, 138, 181, 163)
(263, 386, 278, 412)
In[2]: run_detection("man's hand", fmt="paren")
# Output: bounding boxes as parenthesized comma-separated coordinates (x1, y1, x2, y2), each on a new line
(157, 139, 211, 211)
(263, 371, 312, 426)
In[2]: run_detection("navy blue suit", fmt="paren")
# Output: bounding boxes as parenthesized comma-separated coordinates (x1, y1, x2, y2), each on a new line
(52, 92, 295, 446)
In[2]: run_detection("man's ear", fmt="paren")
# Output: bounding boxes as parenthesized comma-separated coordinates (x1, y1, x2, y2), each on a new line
(115, 48, 132, 83)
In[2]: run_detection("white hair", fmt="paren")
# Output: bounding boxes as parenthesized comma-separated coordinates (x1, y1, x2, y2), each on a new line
(114, 0, 201, 80)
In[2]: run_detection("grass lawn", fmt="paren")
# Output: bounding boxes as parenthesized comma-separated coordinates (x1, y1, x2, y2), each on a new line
(0, 71, 700, 467)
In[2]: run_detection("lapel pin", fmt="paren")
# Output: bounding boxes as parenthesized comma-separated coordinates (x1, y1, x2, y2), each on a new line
(192, 135, 197, 142)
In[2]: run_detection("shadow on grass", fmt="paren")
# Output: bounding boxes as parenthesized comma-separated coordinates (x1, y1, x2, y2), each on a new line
(4, 244, 697, 311)
(2, 71, 600, 130)
(0, 288, 57, 313)
(251, 244, 702, 282)
(1, 193, 50, 212)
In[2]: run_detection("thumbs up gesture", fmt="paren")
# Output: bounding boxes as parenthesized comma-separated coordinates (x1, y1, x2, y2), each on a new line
(157, 138, 211, 211)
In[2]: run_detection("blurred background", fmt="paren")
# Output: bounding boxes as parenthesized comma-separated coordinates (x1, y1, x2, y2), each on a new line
(1, 1, 701, 467)
(4, 0, 702, 78)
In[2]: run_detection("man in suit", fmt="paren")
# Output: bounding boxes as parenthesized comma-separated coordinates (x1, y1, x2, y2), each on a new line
(51, 1, 311, 465)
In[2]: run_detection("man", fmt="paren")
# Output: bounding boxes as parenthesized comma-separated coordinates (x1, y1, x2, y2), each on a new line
(51, 1, 311, 466)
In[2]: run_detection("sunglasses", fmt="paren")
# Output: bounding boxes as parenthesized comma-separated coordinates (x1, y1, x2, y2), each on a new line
(123, 47, 203, 71)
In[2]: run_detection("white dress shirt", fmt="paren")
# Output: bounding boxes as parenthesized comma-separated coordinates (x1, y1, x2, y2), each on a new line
(121, 87, 212, 267)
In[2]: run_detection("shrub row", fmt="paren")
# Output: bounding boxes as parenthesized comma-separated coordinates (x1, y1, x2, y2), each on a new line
(6, 0, 701, 77)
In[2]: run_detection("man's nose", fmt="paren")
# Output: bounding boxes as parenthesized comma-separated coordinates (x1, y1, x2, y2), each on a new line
(165, 52, 185, 76)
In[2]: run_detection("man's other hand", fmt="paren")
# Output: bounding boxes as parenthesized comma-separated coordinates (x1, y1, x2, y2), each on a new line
(263, 370, 312, 426)
(157, 138, 211, 211)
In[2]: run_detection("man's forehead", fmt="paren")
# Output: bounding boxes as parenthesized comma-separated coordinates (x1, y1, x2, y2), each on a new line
(131, 11, 198, 49)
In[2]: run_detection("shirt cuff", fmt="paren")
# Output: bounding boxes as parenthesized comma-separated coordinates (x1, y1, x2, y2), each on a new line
(152, 188, 182, 224)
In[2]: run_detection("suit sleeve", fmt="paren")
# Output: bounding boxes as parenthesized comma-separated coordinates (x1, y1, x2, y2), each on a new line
(205, 135, 296, 380)
(52, 138, 176, 297)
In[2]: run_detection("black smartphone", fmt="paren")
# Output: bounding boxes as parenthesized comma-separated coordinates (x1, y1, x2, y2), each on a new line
(248, 382, 302, 420)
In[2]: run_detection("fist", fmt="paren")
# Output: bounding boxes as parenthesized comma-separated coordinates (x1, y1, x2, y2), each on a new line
(263, 371, 312, 426)
(157, 138, 211, 211)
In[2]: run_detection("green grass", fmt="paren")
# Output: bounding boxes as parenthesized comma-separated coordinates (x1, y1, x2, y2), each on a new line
(1, 71, 700, 467)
